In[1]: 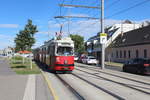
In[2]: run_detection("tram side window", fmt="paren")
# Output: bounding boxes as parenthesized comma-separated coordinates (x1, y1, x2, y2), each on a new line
(52, 46, 55, 56)
(50, 45, 55, 56)
(49, 46, 52, 56)
(48, 46, 50, 54)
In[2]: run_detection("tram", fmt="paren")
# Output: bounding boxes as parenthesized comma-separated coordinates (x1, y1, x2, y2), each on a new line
(34, 37, 74, 72)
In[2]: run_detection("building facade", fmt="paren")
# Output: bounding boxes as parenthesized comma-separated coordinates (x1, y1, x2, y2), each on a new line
(2, 47, 13, 57)
(0, 50, 3, 56)
(85, 21, 141, 62)
(106, 25, 150, 63)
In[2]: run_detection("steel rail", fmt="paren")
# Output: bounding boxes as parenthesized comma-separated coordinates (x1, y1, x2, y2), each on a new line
(75, 68, 150, 95)
(55, 74, 85, 100)
(71, 73, 125, 100)
(75, 64, 150, 86)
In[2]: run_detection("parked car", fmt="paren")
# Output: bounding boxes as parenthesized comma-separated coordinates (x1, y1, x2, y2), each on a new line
(77, 54, 86, 63)
(74, 56, 79, 61)
(123, 58, 150, 75)
(82, 56, 98, 65)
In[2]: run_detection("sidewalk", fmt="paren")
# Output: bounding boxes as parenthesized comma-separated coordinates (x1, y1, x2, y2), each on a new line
(0, 58, 53, 100)
(0, 58, 15, 75)
(0, 58, 28, 100)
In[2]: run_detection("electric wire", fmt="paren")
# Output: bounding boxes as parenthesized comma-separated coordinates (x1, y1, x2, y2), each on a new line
(71, 0, 100, 34)
(75, 0, 150, 34)
(106, 0, 150, 18)
(105, 0, 121, 10)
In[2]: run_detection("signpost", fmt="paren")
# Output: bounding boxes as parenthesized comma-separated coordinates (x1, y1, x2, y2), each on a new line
(100, 0, 105, 69)
(100, 33, 107, 69)
(100, 33, 107, 44)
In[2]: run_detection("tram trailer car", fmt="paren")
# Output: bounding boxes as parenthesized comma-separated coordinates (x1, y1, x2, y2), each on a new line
(34, 37, 74, 72)
(33, 48, 40, 61)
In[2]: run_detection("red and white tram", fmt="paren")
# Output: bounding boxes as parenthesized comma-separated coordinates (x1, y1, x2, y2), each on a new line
(34, 37, 74, 72)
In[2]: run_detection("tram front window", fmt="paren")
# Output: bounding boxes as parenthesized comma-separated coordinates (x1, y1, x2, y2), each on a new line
(57, 46, 73, 56)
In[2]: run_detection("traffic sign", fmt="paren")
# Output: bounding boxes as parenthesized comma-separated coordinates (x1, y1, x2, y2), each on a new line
(100, 33, 107, 44)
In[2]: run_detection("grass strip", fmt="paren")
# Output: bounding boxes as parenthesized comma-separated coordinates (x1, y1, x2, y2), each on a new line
(105, 61, 123, 67)
(10, 56, 41, 75)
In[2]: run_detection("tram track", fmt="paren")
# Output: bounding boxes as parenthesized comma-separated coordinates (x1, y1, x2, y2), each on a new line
(70, 73, 125, 100)
(55, 74, 85, 100)
(75, 67, 150, 95)
(55, 73, 124, 100)
(75, 63, 150, 86)
(39, 62, 150, 99)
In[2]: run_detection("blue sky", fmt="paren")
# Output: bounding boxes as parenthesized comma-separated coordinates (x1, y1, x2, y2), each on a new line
(0, 0, 150, 49)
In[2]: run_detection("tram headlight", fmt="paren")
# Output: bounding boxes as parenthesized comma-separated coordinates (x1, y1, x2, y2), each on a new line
(64, 60, 68, 64)
(56, 57, 60, 62)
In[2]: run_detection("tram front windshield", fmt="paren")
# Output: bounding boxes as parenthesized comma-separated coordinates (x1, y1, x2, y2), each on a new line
(57, 46, 73, 56)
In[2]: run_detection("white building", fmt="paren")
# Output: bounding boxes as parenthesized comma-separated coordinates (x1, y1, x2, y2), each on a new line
(85, 20, 141, 63)
(104, 21, 141, 48)
(0, 50, 3, 56)
(105, 25, 150, 63)
(3, 47, 14, 57)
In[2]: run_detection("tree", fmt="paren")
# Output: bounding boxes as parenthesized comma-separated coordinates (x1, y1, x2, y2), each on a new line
(70, 34, 85, 54)
(14, 19, 38, 52)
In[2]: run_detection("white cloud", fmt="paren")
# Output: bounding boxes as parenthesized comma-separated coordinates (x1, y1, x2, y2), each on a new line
(46, 19, 123, 40)
(34, 19, 147, 48)
(0, 34, 14, 38)
(37, 31, 49, 34)
(60, 19, 122, 40)
(67, 13, 89, 17)
(0, 34, 15, 49)
(0, 24, 19, 28)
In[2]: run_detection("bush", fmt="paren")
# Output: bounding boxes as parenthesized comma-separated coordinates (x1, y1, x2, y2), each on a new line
(12, 56, 23, 60)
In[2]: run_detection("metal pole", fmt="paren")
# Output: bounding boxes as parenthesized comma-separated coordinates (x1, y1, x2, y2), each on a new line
(101, 0, 105, 69)
(23, 53, 25, 65)
(30, 56, 32, 70)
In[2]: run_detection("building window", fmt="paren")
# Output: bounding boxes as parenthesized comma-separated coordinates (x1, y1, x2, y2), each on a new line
(120, 50, 122, 58)
(124, 50, 126, 58)
(136, 50, 139, 58)
(116, 51, 118, 58)
(128, 50, 131, 58)
(111, 53, 113, 58)
(144, 49, 147, 58)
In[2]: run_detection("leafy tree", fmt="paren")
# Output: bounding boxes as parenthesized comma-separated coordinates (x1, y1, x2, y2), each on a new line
(70, 34, 85, 54)
(14, 19, 38, 52)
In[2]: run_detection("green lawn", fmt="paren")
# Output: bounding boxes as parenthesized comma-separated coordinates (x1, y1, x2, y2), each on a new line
(10, 56, 41, 75)
(105, 61, 123, 67)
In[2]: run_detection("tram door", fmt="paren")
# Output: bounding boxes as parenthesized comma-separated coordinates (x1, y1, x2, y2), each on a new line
(50, 45, 55, 69)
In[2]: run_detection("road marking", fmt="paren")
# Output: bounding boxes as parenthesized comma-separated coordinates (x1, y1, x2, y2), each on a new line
(23, 75, 35, 100)
(41, 70, 59, 100)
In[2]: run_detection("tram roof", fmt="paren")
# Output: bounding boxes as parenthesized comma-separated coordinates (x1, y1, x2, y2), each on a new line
(45, 37, 73, 45)
(38, 37, 74, 49)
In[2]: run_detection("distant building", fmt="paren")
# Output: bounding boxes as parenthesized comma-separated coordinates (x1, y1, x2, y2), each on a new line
(106, 25, 150, 63)
(0, 50, 3, 56)
(3, 47, 14, 57)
